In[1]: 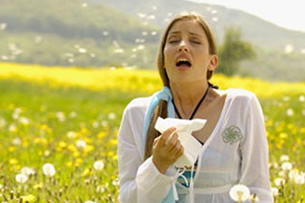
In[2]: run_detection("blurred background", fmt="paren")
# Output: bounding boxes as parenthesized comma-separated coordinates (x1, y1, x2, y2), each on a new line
(1, 0, 305, 202)
(1, 0, 305, 81)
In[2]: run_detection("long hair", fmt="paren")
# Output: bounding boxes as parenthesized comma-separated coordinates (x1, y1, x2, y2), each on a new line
(144, 12, 218, 160)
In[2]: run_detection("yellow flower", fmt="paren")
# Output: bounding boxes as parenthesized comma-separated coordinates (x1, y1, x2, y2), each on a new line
(9, 159, 18, 165)
(33, 183, 43, 190)
(21, 194, 37, 202)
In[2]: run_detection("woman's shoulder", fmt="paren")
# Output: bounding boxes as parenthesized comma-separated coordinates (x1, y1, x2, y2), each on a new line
(222, 88, 259, 107)
(226, 88, 257, 101)
(124, 96, 153, 113)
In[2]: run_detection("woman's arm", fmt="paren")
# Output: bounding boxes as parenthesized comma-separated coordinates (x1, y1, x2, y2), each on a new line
(118, 102, 175, 203)
(239, 93, 273, 202)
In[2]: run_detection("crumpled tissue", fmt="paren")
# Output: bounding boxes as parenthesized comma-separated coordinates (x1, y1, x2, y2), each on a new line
(155, 117, 207, 168)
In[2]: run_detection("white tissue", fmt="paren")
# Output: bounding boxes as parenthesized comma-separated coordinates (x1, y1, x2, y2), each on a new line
(155, 117, 207, 168)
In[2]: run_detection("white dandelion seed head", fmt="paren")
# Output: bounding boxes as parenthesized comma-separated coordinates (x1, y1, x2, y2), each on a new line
(19, 117, 30, 125)
(293, 173, 305, 184)
(21, 167, 36, 176)
(76, 139, 86, 149)
(112, 178, 119, 186)
(271, 187, 279, 196)
(283, 96, 290, 101)
(229, 184, 250, 202)
(280, 155, 289, 162)
(67, 131, 77, 139)
(92, 121, 99, 128)
(108, 112, 116, 120)
(93, 160, 104, 171)
(12, 137, 21, 146)
(278, 170, 286, 177)
(16, 173, 28, 183)
(56, 112, 66, 122)
(0, 118, 6, 128)
(96, 185, 105, 193)
(101, 120, 108, 127)
(286, 108, 294, 116)
(284, 44, 294, 54)
(274, 178, 285, 186)
(44, 150, 51, 157)
(8, 124, 17, 132)
(78, 48, 87, 53)
(0, 23, 7, 30)
(69, 111, 77, 118)
(42, 163, 56, 177)
(281, 162, 293, 171)
(299, 95, 305, 102)
(82, 3, 88, 7)
(84, 201, 96, 203)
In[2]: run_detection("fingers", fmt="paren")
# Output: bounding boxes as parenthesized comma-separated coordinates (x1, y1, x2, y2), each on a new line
(158, 127, 176, 145)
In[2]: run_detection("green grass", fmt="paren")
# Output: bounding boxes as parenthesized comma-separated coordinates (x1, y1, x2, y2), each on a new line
(0, 78, 304, 202)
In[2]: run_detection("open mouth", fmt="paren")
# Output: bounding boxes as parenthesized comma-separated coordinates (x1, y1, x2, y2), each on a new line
(176, 59, 192, 68)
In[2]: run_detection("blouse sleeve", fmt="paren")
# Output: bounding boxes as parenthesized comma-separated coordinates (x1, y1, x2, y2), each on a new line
(118, 102, 174, 203)
(239, 93, 273, 202)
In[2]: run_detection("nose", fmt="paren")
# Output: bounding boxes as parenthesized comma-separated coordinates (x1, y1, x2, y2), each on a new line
(178, 40, 189, 52)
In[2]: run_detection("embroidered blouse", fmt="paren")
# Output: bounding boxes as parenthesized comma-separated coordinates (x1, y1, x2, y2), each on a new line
(117, 88, 273, 203)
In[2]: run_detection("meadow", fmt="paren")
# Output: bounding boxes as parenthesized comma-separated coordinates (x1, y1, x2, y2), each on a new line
(0, 63, 304, 202)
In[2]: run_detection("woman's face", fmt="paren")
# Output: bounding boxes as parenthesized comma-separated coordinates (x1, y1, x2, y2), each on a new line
(163, 19, 217, 84)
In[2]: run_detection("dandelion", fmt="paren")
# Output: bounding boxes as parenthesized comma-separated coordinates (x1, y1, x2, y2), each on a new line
(82, 3, 88, 7)
(0, 118, 6, 128)
(112, 178, 119, 186)
(42, 163, 56, 177)
(103, 31, 108, 36)
(212, 17, 219, 22)
(19, 117, 30, 125)
(96, 185, 105, 193)
(299, 95, 305, 102)
(101, 120, 108, 127)
(21, 194, 37, 202)
(56, 112, 66, 122)
(8, 124, 17, 132)
(78, 48, 87, 53)
(16, 173, 28, 183)
(282, 96, 290, 101)
(93, 160, 104, 171)
(76, 139, 86, 149)
(12, 137, 21, 146)
(69, 111, 77, 118)
(281, 162, 292, 171)
(137, 45, 145, 50)
(274, 178, 285, 186)
(284, 44, 293, 54)
(92, 121, 99, 128)
(84, 201, 96, 203)
(229, 184, 250, 202)
(0, 23, 7, 30)
(292, 172, 305, 184)
(286, 108, 294, 116)
(67, 131, 77, 139)
(141, 31, 147, 36)
(280, 155, 289, 162)
(271, 187, 279, 196)
(21, 167, 36, 176)
(108, 112, 116, 120)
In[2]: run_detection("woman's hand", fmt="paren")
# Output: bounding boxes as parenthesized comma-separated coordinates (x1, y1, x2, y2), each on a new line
(152, 127, 184, 174)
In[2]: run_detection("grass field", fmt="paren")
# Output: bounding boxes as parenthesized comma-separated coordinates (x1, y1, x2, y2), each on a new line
(0, 63, 305, 202)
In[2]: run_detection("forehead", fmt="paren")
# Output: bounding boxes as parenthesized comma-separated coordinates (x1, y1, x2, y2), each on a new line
(168, 19, 206, 36)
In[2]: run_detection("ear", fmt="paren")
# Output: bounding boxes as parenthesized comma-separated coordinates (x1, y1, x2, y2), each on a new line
(208, 55, 218, 71)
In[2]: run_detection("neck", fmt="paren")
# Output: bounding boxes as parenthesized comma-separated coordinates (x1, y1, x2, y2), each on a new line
(170, 80, 209, 118)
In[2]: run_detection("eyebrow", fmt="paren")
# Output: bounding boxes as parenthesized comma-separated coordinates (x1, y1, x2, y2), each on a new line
(168, 31, 202, 37)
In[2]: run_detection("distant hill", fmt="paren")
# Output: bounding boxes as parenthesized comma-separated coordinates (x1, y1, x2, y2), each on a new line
(0, 0, 305, 81)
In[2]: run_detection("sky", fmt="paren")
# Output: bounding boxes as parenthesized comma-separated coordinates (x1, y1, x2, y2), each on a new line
(186, 0, 305, 33)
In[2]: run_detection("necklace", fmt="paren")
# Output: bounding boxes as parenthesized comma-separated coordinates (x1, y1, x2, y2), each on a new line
(172, 86, 209, 120)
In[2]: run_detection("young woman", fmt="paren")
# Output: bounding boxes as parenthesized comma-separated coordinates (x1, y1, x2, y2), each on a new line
(117, 12, 273, 203)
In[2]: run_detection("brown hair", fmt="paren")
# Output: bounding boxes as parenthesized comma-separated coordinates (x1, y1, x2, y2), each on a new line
(144, 12, 218, 160)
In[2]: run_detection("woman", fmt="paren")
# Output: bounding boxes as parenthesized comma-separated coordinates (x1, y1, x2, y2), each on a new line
(117, 12, 273, 203)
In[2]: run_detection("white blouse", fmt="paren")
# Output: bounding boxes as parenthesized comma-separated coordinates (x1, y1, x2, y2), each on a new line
(117, 88, 273, 203)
